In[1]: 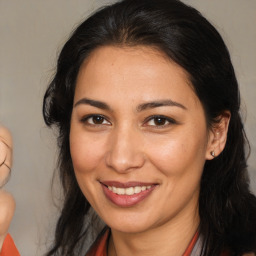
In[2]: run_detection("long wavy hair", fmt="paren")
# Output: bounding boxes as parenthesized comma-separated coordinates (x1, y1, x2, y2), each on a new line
(43, 0, 256, 255)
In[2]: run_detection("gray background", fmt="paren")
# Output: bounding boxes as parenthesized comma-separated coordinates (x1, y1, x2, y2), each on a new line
(0, 0, 255, 255)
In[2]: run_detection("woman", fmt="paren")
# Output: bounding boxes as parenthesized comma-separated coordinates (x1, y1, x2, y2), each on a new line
(43, 0, 256, 255)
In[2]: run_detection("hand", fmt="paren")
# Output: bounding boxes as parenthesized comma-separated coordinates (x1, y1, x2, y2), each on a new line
(0, 125, 15, 252)
(0, 125, 13, 188)
(0, 191, 15, 250)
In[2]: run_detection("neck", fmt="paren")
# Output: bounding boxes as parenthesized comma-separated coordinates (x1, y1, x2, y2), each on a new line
(108, 203, 199, 256)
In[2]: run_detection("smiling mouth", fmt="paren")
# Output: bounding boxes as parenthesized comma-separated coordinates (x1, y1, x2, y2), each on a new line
(107, 185, 152, 195)
(100, 181, 157, 207)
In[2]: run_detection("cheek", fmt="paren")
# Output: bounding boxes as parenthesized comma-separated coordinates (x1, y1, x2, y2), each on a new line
(69, 116, 108, 172)
(70, 135, 105, 173)
(69, 132, 105, 204)
(146, 130, 208, 177)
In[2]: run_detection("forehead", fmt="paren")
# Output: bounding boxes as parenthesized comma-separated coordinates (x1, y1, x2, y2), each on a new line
(75, 46, 199, 108)
(78, 45, 189, 82)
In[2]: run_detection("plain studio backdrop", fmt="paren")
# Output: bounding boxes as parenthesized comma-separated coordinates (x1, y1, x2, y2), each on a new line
(0, 0, 255, 255)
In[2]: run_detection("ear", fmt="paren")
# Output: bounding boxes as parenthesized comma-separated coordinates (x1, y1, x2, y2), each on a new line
(205, 111, 231, 160)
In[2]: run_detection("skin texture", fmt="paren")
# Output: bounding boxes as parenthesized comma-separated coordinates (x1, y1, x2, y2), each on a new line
(0, 125, 15, 251)
(0, 125, 13, 188)
(70, 46, 230, 256)
(0, 191, 15, 250)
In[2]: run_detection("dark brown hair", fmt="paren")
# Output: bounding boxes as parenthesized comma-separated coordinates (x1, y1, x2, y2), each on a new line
(43, 0, 256, 255)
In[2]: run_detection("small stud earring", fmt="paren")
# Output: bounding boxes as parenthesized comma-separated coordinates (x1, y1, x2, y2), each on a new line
(210, 151, 215, 157)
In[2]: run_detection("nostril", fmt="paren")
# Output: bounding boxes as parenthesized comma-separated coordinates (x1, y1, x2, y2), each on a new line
(105, 129, 145, 173)
(105, 150, 145, 173)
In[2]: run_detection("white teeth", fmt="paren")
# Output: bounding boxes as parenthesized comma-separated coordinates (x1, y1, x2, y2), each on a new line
(117, 188, 125, 195)
(125, 187, 134, 195)
(134, 186, 142, 194)
(108, 185, 152, 195)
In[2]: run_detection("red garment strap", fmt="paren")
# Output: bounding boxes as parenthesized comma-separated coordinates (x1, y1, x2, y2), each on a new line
(182, 231, 199, 256)
(0, 234, 20, 256)
(86, 229, 109, 256)
(87, 229, 199, 256)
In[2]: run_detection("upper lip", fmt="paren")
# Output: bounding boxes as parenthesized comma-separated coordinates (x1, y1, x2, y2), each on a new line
(100, 181, 157, 188)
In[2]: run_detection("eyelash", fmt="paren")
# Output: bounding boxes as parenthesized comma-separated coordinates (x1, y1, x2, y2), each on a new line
(80, 114, 177, 128)
(80, 114, 111, 126)
(143, 115, 177, 128)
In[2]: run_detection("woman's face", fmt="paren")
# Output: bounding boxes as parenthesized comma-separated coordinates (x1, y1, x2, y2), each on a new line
(70, 46, 213, 233)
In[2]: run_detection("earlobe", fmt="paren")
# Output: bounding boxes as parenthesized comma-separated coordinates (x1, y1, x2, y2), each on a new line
(205, 111, 231, 160)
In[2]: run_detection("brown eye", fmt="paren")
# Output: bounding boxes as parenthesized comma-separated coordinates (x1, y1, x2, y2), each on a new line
(145, 115, 176, 128)
(92, 116, 104, 124)
(153, 117, 167, 126)
(82, 115, 111, 126)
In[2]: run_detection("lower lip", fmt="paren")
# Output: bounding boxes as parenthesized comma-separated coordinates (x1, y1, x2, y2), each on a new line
(101, 184, 156, 207)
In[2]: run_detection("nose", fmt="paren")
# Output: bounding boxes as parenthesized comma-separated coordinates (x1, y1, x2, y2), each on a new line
(105, 125, 145, 173)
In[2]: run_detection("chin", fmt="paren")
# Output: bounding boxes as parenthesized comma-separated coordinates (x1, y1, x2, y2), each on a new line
(103, 213, 155, 234)
(110, 223, 149, 234)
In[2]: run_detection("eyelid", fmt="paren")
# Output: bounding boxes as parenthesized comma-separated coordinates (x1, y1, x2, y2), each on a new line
(80, 114, 111, 125)
(143, 115, 177, 127)
(79, 114, 177, 128)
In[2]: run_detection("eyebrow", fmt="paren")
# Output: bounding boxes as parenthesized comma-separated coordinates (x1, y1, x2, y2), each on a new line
(74, 98, 111, 110)
(137, 99, 187, 111)
(74, 98, 186, 111)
